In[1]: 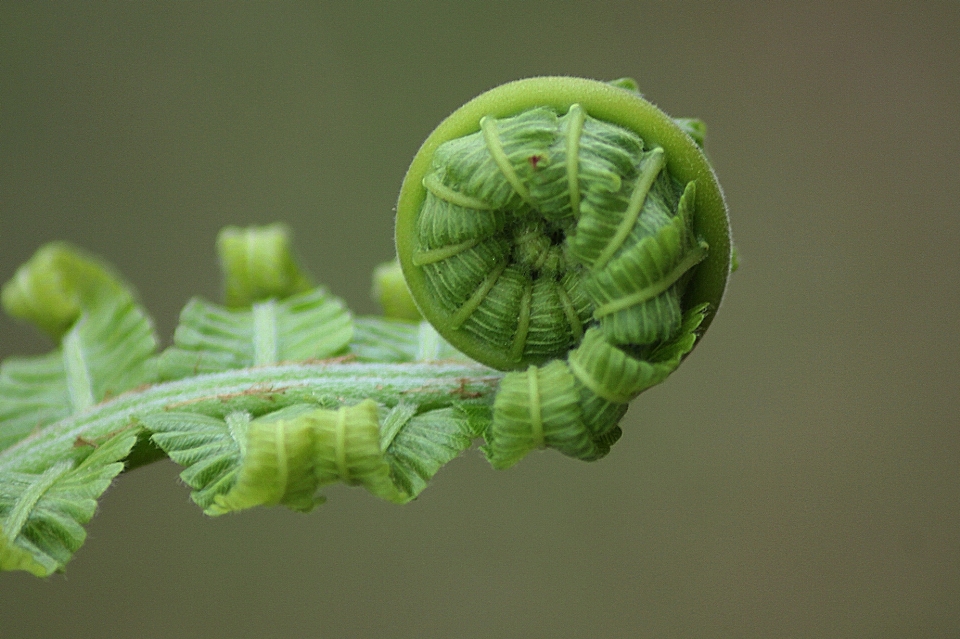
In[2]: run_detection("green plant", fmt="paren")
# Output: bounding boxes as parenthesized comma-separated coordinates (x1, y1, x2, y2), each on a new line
(0, 77, 731, 576)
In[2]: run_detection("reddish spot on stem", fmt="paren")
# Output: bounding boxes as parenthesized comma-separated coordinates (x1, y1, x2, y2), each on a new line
(74, 436, 98, 448)
(528, 155, 544, 169)
(452, 377, 483, 399)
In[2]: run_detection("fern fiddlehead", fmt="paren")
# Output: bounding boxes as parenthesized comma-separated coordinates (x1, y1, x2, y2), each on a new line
(0, 76, 732, 576)
(396, 77, 731, 466)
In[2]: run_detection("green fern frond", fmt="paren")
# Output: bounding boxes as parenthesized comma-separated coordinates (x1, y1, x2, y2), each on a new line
(142, 411, 249, 511)
(0, 429, 137, 575)
(0, 197, 723, 578)
(145, 395, 483, 515)
(217, 224, 314, 308)
(0, 247, 158, 452)
(381, 403, 480, 499)
(1, 242, 133, 341)
(154, 289, 353, 380)
(351, 318, 471, 363)
(371, 259, 423, 321)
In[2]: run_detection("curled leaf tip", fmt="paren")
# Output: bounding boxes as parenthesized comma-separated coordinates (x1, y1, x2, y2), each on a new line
(1, 242, 129, 341)
(608, 77, 640, 93)
(673, 118, 707, 148)
(207, 400, 404, 515)
(372, 259, 422, 321)
(217, 223, 314, 307)
(0, 525, 54, 577)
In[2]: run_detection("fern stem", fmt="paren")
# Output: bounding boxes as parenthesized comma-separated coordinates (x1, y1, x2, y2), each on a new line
(0, 360, 501, 475)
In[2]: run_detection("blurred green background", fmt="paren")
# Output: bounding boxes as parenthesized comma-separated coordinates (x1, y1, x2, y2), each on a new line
(2, 2, 958, 637)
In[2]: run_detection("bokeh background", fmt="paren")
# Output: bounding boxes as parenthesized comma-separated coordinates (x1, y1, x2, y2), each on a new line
(2, 2, 958, 637)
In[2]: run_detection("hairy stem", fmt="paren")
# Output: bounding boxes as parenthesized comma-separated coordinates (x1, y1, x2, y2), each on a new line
(0, 360, 501, 475)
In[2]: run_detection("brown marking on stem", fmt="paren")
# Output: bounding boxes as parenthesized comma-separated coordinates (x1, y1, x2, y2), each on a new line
(73, 424, 137, 448)
(401, 376, 498, 398)
(100, 382, 156, 405)
(219, 383, 281, 402)
(451, 377, 484, 399)
(74, 436, 98, 448)
(297, 354, 358, 365)
(164, 383, 286, 410)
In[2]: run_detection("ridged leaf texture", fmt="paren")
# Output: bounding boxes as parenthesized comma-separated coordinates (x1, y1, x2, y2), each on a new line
(485, 360, 595, 469)
(483, 303, 710, 468)
(143, 411, 249, 511)
(0, 429, 137, 575)
(582, 181, 707, 346)
(155, 288, 353, 380)
(144, 399, 480, 515)
(380, 402, 482, 498)
(217, 223, 314, 307)
(351, 317, 471, 363)
(0, 235, 499, 576)
(405, 99, 708, 370)
(0, 265, 157, 452)
(568, 302, 710, 403)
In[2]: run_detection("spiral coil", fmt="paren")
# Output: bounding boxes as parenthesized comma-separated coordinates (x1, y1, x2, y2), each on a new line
(396, 77, 731, 466)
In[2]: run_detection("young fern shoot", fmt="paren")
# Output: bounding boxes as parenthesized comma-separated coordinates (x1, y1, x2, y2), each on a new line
(0, 77, 732, 576)
(396, 77, 730, 467)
